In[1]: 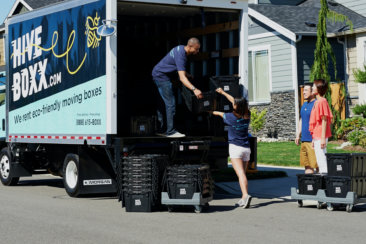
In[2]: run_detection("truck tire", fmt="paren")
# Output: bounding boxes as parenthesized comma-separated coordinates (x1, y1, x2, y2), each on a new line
(63, 154, 81, 197)
(0, 148, 19, 186)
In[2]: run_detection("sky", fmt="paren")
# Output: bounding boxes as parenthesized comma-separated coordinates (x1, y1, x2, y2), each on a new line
(0, 0, 16, 24)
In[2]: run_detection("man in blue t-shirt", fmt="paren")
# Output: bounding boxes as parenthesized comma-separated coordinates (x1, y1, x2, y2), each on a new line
(295, 82, 318, 173)
(152, 38, 203, 138)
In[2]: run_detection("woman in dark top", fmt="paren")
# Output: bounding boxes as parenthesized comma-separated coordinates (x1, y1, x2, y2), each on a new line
(212, 88, 252, 209)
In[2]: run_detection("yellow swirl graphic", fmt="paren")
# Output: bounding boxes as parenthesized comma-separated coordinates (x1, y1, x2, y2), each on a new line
(10, 13, 102, 75)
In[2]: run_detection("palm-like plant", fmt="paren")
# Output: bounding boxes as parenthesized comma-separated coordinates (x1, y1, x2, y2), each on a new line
(309, 0, 353, 83)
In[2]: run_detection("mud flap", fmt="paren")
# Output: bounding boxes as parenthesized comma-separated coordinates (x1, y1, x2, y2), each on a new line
(77, 146, 117, 195)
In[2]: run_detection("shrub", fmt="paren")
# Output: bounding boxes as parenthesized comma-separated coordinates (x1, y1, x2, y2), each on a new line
(336, 117, 366, 139)
(352, 104, 366, 118)
(347, 130, 366, 145)
(353, 65, 366, 84)
(250, 108, 267, 134)
(360, 136, 366, 148)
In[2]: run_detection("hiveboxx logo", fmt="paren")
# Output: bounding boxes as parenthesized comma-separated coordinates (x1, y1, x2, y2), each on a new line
(10, 13, 102, 103)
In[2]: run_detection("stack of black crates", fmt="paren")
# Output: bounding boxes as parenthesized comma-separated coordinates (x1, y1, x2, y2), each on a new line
(118, 155, 168, 212)
(296, 153, 366, 198)
(162, 140, 214, 207)
(209, 76, 241, 137)
(325, 153, 366, 198)
(165, 164, 213, 200)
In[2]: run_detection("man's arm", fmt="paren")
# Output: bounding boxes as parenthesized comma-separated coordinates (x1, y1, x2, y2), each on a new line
(295, 118, 302, 145)
(178, 71, 203, 98)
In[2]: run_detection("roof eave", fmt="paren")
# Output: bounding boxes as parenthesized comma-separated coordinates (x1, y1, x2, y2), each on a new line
(295, 32, 317, 36)
(327, 27, 366, 37)
(6, 0, 33, 21)
(248, 7, 296, 42)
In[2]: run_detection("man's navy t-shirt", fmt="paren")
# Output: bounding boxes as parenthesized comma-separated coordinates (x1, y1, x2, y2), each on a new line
(300, 99, 316, 142)
(223, 113, 250, 148)
(152, 45, 187, 81)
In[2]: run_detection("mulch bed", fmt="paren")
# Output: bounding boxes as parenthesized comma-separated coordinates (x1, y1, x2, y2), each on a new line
(329, 140, 366, 152)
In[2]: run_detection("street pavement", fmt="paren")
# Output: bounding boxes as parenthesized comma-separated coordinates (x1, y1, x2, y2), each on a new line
(1, 166, 366, 244)
(216, 164, 303, 199)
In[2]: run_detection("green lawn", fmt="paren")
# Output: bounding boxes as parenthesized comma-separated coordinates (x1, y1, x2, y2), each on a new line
(257, 142, 356, 167)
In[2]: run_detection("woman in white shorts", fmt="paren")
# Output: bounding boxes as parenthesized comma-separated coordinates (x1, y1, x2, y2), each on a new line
(212, 88, 252, 209)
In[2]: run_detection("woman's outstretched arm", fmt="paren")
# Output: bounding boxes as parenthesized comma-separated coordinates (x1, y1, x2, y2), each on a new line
(212, 111, 224, 118)
(216, 88, 235, 107)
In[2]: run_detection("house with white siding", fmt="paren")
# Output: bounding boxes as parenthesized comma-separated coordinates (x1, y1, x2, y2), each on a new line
(335, 0, 366, 17)
(332, 0, 366, 106)
(247, 0, 366, 139)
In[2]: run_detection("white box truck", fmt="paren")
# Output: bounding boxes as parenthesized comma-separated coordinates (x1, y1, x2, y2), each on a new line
(1, 0, 249, 197)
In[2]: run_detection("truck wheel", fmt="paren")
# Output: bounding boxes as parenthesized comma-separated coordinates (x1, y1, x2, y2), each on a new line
(0, 148, 19, 186)
(63, 154, 80, 197)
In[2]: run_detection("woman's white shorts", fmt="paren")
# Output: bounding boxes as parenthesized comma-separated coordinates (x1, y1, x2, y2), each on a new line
(229, 144, 251, 162)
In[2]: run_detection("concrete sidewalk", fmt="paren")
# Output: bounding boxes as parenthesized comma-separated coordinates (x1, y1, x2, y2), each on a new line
(215, 164, 304, 199)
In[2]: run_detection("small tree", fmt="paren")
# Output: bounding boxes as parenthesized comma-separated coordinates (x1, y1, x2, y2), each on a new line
(250, 108, 267, 134)
(309, 0, 353, 82)
(309, 0, 353, 138)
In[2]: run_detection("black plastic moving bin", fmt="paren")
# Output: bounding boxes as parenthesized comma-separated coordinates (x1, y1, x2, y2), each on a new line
(325, 176, 366, 198)
(170, 140, 210, 163)
(326, 153, 366, 177)
(124, 192, 154, 212)
(209, 76, 241, 112)
(118, 155, 169, 212)
(130, 116, 156, 136)
(167, 182, 197, 199)
(181, 87, 216, 114)
(209, 115, 225, 137)
(297, 174, 325, 195)
(325, 176, 352, 198)
(164, 164, 214, 200)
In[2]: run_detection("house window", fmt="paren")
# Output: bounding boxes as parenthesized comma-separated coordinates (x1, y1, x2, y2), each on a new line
(248, 48, 271, 103)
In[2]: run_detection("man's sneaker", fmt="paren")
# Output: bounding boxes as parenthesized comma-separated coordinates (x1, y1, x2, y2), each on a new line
(242, 195, 252, 209)
(166, 131, 186, 138)
(235, 199, 245, 207)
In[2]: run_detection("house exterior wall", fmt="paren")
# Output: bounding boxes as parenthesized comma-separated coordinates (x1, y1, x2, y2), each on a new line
(248, 23, 296, 139)
(346, 34, 359, 112)
(356, 33, 366, 104)
(250, 90, 296, 139)
(297, 36, 345, 85)
(335, 0, 366, 17)
(0, 36, 4, 66)
(249, 34, 293, 91)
